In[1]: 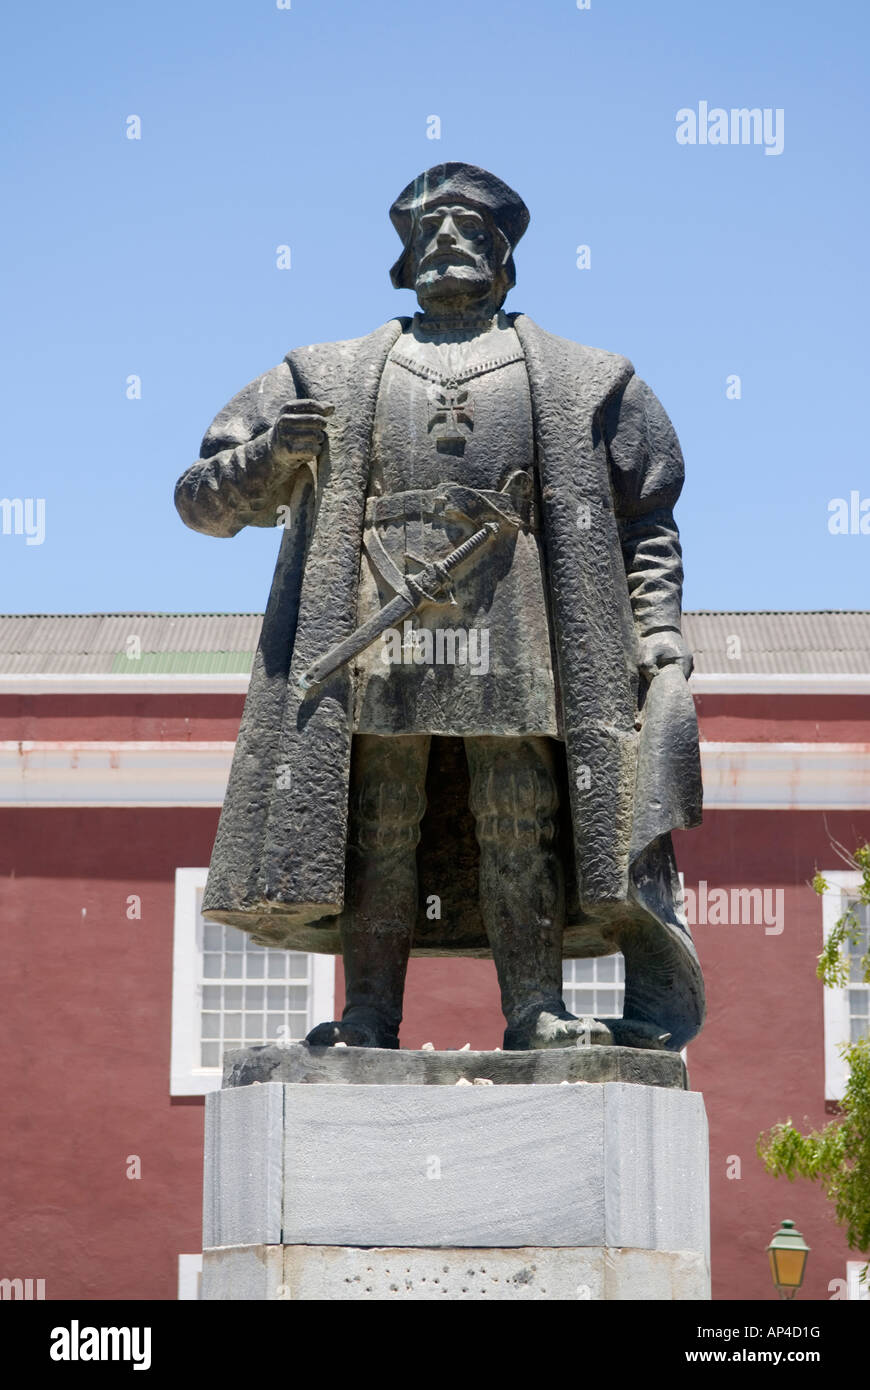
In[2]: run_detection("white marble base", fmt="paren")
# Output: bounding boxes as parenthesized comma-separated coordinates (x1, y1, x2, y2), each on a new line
(202, 1243, 710, 1301)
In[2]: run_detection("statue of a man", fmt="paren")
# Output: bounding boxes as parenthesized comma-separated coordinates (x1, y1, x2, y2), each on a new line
(175, 163, 704, 1053)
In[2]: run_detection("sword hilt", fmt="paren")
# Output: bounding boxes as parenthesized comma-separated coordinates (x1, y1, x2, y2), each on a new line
(434, 519, 499, 582)
(297, 520, 499, 692)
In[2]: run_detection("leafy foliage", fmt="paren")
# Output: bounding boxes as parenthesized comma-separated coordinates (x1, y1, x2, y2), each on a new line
(814, 844, 870, 989)
(758, 843, 870, 1277)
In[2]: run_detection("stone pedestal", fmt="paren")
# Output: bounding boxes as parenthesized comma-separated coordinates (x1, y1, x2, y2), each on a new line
(201, 1043, 710, 1301)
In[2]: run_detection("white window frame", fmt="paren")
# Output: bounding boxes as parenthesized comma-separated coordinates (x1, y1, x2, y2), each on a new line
(821, 870, 867, 1102)
(170, 867, 335, 1095)
(562, 954, 625, 1020)
(177, 1254, 202, 1300)
(847, 1260, 870, 1301)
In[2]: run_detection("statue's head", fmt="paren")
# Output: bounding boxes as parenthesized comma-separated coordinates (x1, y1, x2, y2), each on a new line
(389, 163, 529, 315)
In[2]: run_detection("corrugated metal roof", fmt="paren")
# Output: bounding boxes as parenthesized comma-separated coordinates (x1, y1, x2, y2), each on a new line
(684, 612, 870, 674)
(0, 612, 868, 676)
(0, 614, 262, 675)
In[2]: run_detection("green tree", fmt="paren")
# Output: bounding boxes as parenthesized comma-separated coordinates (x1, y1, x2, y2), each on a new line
(757, 843, 870, 1283)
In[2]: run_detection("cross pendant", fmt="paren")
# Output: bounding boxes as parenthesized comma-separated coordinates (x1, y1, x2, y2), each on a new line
(427, 381, 474, 453)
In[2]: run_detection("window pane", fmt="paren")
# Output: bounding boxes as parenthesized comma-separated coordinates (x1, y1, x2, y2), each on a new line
(573, 989, 595, 1014)
(851, 1017, 869, 1042)
(849, 989, 869, 1018)
(196, 916, 315, 1071)
(572, 959, 594, 982)
(597, 990, 619, 1016)
(597, 956, 617, 982)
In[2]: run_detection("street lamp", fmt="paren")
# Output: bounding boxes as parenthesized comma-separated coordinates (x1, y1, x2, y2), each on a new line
(767, 1219, 810, 1299)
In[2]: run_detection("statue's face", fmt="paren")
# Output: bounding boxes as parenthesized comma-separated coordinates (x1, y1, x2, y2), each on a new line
(411, 202, 496, 307)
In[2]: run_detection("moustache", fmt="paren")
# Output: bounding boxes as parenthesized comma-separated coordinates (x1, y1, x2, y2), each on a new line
(418, 249, 479, 272)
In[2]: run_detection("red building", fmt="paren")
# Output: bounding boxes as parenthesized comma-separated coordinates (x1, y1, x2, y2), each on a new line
(1, 610, 869, 1301)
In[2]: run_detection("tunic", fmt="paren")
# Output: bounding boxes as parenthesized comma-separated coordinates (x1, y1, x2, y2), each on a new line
(352, 313, 560, 736)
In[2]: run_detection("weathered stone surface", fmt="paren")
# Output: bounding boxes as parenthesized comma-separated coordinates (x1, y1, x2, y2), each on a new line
(604, 1085, 709, 1258)
(201, 1244, 710, 1301)
(282, 1083, 606, 1248)
(177, 161, 705, 1055)
(202, 1079, 709, 1255)
(203, 1084, 283, 1250)
(201, 1244, 284, 1302)
(223, 1041, 688, 1090)
(281, 1082, 708, 1250)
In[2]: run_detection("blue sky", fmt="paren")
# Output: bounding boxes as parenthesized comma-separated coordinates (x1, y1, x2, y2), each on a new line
(2, 0, 867, 615)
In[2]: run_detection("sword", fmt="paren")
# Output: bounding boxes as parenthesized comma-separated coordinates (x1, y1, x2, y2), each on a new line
(297, 520, 499, 691)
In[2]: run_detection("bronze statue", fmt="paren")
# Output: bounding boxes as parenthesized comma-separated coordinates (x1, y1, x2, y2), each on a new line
(175, 163, 704, 1052)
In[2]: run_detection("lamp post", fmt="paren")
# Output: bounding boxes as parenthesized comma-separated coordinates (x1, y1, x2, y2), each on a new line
(767, 1219, 810, 1299)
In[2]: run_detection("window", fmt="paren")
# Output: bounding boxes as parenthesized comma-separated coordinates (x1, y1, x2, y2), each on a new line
(562, 953, 625, 1018)
(821, 871, 870, 1102)
(171, 868, 335, 1095)
(178, 1254, 202, 1301)
(847, 1261, 870, 1302)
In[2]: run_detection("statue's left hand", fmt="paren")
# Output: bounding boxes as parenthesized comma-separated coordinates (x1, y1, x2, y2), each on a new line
(638, 630, 694, 683)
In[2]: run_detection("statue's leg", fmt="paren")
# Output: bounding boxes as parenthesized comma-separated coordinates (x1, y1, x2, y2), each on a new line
(305, 733, 430, 1050)
(466, 735, 611, 1050)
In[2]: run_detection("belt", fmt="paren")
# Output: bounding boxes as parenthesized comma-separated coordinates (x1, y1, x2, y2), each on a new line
(362, 473, 536, 598)
(364, 474, 537, 534)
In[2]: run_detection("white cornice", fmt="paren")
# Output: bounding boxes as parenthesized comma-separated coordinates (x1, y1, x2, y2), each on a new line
(690, 673, 870, 695)
(0, 674, 251, 695)
(700, 742, 870, 809)
(0, 741, 236, 806)
(2, 740, 870, 810)
(2, 671, 869, 696)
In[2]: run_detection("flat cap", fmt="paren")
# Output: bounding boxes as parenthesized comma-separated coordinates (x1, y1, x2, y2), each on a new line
(389, 162, 529, 292)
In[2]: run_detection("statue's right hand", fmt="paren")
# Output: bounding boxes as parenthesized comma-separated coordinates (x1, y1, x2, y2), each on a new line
(270, 399, 335, 464)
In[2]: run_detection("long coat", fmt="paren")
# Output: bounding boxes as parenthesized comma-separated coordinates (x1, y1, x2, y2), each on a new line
(176, 314, 705, 1047)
